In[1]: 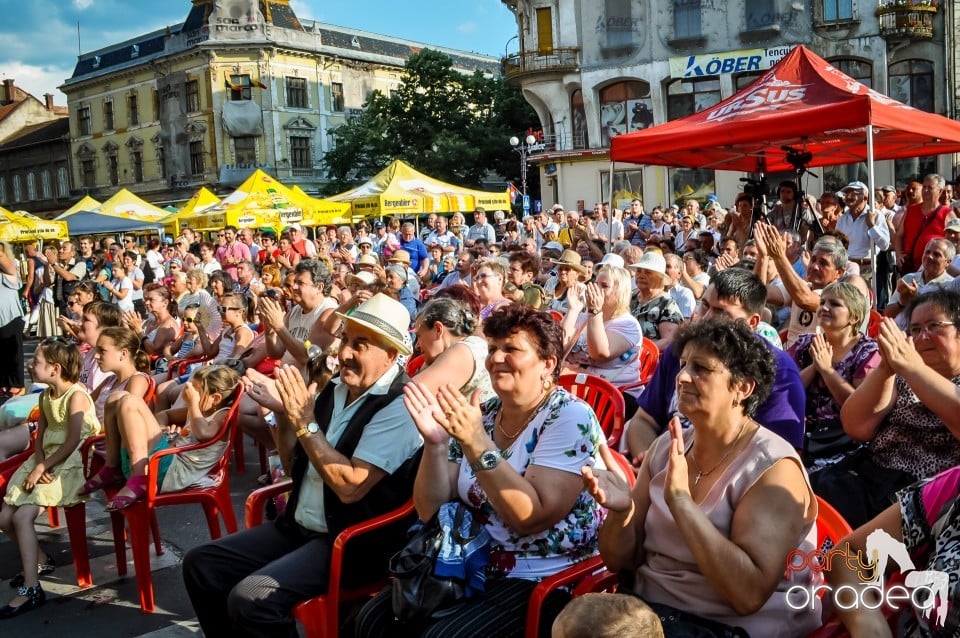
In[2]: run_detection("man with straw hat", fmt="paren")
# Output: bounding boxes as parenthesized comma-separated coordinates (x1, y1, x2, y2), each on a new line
(184, 292, 422, 638)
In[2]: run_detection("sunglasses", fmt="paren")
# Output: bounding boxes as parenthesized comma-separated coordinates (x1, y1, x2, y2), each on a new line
(183, 317, 195, 324)
(219, 306, 243, 313)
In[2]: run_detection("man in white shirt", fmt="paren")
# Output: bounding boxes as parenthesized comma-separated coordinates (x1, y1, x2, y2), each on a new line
(465, 208, 496, 247)
(835, 180, 891, 291)
(424, 216, 456, 252)
(664, 253, 696, 319)
(889, 237, 954, 328)
(594, 202, 624, 246)
(183, 294, 422, 638)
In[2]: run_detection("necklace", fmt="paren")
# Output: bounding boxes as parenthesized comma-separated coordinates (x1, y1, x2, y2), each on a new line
(688, 417, 751, 486)
(496, 390, 553, 441)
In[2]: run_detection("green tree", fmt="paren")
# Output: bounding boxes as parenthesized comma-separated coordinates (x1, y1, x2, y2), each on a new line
(321, 49, 539, 197)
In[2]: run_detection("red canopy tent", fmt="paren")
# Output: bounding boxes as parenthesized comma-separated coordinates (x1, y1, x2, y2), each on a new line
(610, 44, 960, 173)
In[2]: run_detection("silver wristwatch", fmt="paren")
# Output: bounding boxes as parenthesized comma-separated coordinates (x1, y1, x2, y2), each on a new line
(469, 450, 501, 473)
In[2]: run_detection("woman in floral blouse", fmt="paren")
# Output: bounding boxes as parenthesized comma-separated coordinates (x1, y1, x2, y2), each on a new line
(355, 304, 605, 637)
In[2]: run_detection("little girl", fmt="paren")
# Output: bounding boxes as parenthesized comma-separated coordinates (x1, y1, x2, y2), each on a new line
(154, 304, 203, 382)
(103, 261, 134, 313)
(80, 365, 240, 509)
(90, 326, 152, 422)
(155, 293, 253, 410)
(0, 339, 99, 618)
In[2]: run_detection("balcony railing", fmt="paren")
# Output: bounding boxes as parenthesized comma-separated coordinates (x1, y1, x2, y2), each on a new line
(878, 1, 938, 39)
(526, 132, 590, 155)
(502, 47, 581, 82)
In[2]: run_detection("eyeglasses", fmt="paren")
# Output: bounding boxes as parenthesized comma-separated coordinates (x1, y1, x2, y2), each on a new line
(908, 321, 956, 339)
(219, 306, 243, 313)
(68, 300, 79, 307)
(183, 316, 196, 324)
(475, 273, 499, 281)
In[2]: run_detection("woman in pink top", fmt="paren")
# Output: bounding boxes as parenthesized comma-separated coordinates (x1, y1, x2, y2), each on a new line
(584, 318, 821, 637)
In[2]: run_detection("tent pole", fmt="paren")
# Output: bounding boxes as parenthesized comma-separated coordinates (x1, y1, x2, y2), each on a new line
(866, 124, 879, 306)
(608, 160, 616, 249)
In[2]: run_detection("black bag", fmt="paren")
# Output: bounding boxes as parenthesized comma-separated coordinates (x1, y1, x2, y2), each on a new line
(389, 504, 483, 623)
(220, 358, 247, 376)
(802, 420, 860, 462)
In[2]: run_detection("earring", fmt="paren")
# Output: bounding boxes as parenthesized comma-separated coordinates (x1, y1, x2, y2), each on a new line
(542, 378, 551, 390)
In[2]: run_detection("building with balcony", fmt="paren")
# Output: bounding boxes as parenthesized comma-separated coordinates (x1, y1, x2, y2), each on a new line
(59, 0, 499, 207)
(500, 0, 955, 210)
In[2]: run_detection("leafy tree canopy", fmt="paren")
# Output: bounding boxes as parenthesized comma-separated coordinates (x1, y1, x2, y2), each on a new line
(321, 49, 539, 196)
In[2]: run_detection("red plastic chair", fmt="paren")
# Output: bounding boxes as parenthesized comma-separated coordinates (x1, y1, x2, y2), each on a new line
(404, 354, 426, 377)
(558, 373, 626, 449)
(166, 354, 212, 381)
(866, 308, 882, 339)
(523, 449, 637, 638)
(246, 481, 417, 638)
(815, 495, 853, 554)
(637, 337, 660, 385)
(0, 432, 93, 588)
(104, 387, 245, 613)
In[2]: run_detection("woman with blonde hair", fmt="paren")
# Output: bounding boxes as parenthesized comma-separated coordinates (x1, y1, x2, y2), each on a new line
(787, 281, 880, 470)
(561, 265, 643, 386)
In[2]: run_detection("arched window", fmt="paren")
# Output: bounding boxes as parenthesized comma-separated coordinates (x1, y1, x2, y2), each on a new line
(830, 58, 872, 88)
(599, 80, 651, 147)
(889, 59, 933, 112)
(571, 90, 589, 149)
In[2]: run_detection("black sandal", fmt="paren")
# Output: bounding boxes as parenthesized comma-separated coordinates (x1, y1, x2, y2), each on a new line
(0, 584, 46, 619)
(9, 556, 55, 589)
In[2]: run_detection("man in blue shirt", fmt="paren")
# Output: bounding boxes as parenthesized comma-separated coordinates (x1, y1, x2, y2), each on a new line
(398, 222, 429, 280)
(625, 268, 805, 461)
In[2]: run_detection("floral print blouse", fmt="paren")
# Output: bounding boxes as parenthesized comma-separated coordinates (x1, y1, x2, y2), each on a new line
(449, 387, 604, 580)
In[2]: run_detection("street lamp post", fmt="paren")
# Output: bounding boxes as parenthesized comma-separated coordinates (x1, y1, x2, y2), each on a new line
(509, 134, 537, 197)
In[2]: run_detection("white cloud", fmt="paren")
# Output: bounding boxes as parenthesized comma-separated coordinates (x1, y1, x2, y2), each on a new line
(73, 0, 93, 9)
(457, 21, 477, 34)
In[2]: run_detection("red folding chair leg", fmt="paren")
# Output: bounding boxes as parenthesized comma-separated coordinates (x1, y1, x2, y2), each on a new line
(63, 504, 93, 588)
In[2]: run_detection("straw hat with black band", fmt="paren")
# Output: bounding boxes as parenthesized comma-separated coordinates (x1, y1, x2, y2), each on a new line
(336, 293, 412, 355)
(550, 249, 588, 274)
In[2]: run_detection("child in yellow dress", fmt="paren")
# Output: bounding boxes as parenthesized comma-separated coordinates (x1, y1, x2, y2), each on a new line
(0, 338, 99, 618)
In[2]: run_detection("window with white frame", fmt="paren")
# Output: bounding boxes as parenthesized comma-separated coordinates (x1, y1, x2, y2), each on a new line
(674, 0, 702, 39)
(290, 135, 311, 170)
(57, 167, 69, 197)
(41, 170, 52, 199)
(78, 106, 92, 136)
(821, 0, 853, 22)
(286, 77, 308, 108)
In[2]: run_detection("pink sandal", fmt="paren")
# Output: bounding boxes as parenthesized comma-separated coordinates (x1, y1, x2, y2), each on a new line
(79, 465, 124, 495)
(105, 475, 149, 511)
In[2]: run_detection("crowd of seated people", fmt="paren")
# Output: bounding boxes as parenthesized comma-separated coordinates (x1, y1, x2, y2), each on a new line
(3, 180, 960, 635)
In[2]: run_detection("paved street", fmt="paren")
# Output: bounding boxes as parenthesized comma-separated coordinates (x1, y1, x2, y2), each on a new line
(0, 338, 261, 636)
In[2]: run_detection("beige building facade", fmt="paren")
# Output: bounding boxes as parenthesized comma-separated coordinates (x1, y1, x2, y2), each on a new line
(500, 0, 955, 211)
(60, 0, 498, 206)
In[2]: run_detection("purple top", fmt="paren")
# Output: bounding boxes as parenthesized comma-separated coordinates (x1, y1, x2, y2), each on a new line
(636, 336, 805, 449)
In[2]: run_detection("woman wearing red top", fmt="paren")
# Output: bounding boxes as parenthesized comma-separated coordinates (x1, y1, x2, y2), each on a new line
(897, 174, 956, 273)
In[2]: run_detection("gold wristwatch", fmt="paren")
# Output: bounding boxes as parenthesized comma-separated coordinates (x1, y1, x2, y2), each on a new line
(296, 422, 320, 438)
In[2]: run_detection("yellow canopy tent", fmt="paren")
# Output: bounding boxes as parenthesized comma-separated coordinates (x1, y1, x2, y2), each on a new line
(57, 189, 169, 226)
(189, 169, 352, 232)
(0, 210, 68, 242)
(287, 186, 353, 228)
(167, 187, 222, 234)
(58, 195, 101, 218)
(328, 160, 512, 219)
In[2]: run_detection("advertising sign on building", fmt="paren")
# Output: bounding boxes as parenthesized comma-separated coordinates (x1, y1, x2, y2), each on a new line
(669, 47, 792, 79)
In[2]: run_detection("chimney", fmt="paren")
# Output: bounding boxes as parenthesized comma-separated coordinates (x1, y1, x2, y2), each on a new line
(2, 79, 13, 103)
(44, 93, 54, 111)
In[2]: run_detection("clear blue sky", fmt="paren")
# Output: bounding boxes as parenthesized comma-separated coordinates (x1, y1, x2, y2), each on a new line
(0, 0, 518, 103)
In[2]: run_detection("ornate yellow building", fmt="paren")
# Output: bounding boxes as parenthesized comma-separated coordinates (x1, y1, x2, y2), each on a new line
(60, 0, 498, 205)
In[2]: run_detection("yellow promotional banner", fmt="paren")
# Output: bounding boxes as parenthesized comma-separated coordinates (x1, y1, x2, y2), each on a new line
(330, 160, 512, 219)
(0, 211, 68, 242)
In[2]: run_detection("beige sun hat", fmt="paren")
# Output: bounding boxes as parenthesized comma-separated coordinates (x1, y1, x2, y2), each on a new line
(335, 292, 412, 355)
(357, 254, 379, 268)
(550, 249, 588, 274)
(388, 249, 411, 266)
(627, 250, 671, 285)
(345, 270, 378, 288)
